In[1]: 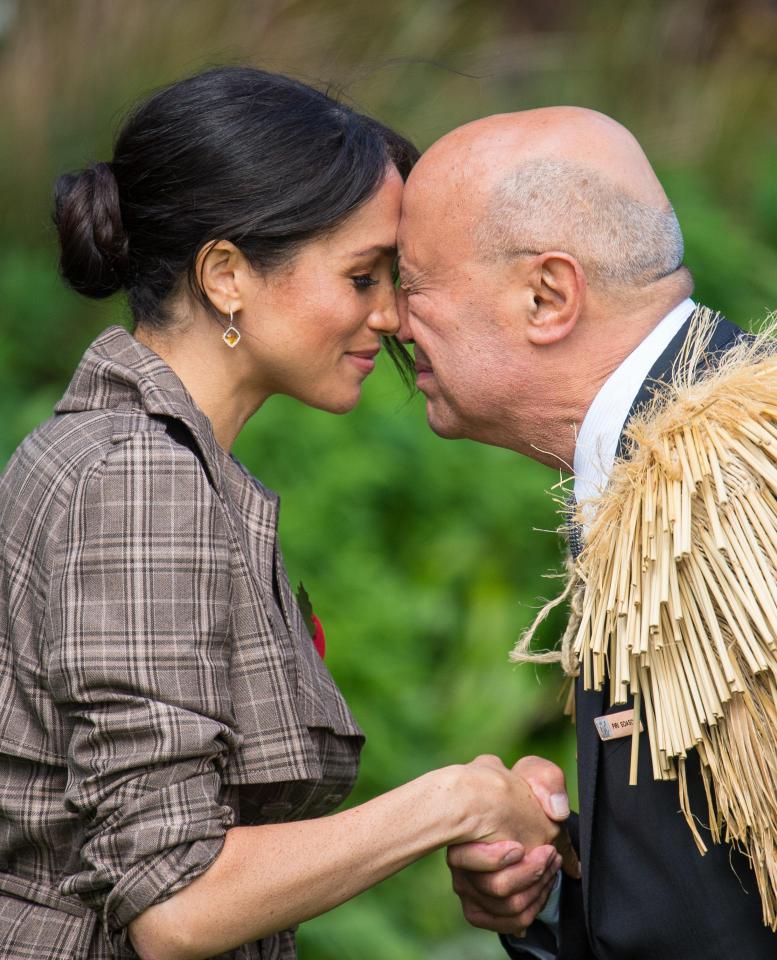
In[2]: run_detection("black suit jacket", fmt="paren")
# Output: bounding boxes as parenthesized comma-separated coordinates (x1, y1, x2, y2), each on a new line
(507, 313, 777, 960)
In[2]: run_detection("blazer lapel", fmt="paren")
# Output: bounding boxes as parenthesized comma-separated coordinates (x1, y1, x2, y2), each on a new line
(575, 677, 603, 919)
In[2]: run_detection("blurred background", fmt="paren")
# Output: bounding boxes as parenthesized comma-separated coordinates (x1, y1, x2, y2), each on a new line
(1, 0, 776, 956)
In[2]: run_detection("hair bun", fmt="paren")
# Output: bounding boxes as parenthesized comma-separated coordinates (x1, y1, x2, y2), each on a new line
(53, 161, 129, 299)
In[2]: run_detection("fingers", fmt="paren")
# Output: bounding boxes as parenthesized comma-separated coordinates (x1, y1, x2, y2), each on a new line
(455, 845, 558, 905)
(514, 755, 570, 822)
(459, 873, 557, 935)
(451, 845, 558, 914)
(470, 753, 508, 771)
(452, 847, 561, 934)
(446, 840, 525, 872)
(555, 827, 582, 880)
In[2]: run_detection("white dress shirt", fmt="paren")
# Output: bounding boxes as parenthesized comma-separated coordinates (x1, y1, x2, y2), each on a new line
(573, 298, 696, 519)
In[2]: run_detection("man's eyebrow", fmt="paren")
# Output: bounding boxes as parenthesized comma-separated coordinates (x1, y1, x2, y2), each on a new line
(348, 244, 397, 258)
(396, 256, 426, 285)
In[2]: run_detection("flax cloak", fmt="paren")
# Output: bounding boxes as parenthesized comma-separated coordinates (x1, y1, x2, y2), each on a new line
(514, 307, 777, 928)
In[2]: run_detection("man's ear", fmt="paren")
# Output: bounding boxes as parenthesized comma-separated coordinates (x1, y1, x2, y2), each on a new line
(525, 251, 586, 346)
(195, 239, 249, 315)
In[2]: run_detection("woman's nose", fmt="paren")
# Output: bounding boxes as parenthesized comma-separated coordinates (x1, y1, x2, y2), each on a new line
(368, 288, 401, 336)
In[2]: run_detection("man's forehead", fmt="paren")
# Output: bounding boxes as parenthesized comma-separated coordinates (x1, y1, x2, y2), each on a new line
(404, 154, 493, 210)
(398, 173, 486, 269)
(397, 218, 472, 275)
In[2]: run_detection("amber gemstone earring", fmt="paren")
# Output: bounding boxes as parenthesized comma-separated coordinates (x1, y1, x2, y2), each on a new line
(223, 306, 240, 348)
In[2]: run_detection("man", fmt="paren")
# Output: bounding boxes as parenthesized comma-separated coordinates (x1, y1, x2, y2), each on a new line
(396, 107, 777, 958)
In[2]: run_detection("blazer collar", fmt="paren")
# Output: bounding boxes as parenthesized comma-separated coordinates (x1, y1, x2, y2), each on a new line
(55, 325, 225, 491)
(619, 306, 744, 453)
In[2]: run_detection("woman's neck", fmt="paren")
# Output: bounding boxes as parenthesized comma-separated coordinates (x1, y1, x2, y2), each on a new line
(134, 319, 267, 452)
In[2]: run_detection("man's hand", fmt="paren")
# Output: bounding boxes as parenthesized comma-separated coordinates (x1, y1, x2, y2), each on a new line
(448, 839, 561, 935)
(447, 755, 580, 936)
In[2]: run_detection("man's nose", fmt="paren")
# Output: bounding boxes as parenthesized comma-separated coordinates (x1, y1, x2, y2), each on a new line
(395, 289, 414, 343)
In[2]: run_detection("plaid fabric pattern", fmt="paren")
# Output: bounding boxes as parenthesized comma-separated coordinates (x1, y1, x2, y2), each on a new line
(0, 327, 364, 959)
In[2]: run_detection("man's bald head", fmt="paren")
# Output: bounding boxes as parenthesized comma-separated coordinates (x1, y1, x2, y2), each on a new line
(404, 107, 687, 288)
(413, 108, 668, 202)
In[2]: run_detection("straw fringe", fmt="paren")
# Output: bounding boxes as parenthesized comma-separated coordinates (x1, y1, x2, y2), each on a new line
(512, 307, 777, 927)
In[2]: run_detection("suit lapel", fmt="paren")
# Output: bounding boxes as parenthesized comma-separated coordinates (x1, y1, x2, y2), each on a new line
(576, 307, 742, 915)
(575, 677, 603, 921)
(617, 310, 743, 456)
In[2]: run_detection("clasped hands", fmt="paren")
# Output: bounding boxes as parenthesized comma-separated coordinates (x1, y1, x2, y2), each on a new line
(450, 755, 580, 937)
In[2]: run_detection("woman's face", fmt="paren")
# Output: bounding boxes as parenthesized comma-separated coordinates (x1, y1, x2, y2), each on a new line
(239, 166, 404, 413)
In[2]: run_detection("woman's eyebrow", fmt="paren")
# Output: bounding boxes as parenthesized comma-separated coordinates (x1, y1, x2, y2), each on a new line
(348, 244, 397, 258)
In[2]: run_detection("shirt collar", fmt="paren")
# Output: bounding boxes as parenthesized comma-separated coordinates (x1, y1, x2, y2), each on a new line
(56, 325, 225, 490)
(573, 298, 696, 511)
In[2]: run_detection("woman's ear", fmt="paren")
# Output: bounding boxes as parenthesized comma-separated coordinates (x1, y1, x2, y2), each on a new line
(525, 251, 586, 346)
(195, 239, 248, 315)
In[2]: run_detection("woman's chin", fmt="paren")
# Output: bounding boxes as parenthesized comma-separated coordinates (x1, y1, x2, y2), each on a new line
(307, 386, 363, 415)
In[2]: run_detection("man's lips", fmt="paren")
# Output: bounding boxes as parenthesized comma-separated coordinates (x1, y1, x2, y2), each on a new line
(414, 347, 433, 376)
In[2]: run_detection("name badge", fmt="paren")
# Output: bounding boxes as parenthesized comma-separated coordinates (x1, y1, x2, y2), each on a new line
(594, 709, 643, 741)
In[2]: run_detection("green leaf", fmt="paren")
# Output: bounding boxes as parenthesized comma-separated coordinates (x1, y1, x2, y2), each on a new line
(295, 581, 316, 639)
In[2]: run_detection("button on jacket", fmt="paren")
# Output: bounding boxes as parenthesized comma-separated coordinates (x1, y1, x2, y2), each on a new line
(0, 326, 364, 959)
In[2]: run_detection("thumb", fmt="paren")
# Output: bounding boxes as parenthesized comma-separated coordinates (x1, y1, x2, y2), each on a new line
(514, 755, 570, 821)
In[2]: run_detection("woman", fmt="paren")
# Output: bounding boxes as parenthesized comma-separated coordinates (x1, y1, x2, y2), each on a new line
(0, 67, 562, 960)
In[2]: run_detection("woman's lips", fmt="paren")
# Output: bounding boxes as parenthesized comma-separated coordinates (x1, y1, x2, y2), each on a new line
(345, 347, 379, 375)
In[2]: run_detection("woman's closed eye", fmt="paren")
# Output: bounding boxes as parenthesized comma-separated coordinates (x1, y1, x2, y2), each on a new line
(352, 274, 380, 290)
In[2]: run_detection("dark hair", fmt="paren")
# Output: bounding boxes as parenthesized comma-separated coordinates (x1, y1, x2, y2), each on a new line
(53, 66, 418, 330)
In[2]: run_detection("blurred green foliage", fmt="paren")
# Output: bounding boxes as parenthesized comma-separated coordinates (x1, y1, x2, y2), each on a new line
(1, 1, 776, 957)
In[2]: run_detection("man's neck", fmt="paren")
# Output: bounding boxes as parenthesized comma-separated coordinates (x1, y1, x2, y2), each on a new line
(573, 296, 696, 511)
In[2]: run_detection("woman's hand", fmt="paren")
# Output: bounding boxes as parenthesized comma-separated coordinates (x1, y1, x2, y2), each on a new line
(446, 755, 580, 938)
(453, 754, 563, 849)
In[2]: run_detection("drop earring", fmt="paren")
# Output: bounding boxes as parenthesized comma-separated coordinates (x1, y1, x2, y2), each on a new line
(223, 306, 241, 348)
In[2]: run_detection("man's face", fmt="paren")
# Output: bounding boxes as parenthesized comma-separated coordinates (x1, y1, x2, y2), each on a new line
(396, 175, 533, 446)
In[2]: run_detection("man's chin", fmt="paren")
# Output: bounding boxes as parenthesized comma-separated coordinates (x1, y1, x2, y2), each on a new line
(424, 398, 464, 440)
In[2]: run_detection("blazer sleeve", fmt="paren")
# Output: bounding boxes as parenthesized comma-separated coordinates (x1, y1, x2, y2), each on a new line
(500, 814, 595, 960)
(46, 430, 239, 949)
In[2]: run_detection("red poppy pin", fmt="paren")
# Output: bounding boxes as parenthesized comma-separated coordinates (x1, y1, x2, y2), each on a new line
(295, 581, 326, 659)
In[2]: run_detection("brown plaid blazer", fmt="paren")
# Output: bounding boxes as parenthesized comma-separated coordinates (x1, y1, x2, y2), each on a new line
(0, 327, 364, 959)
